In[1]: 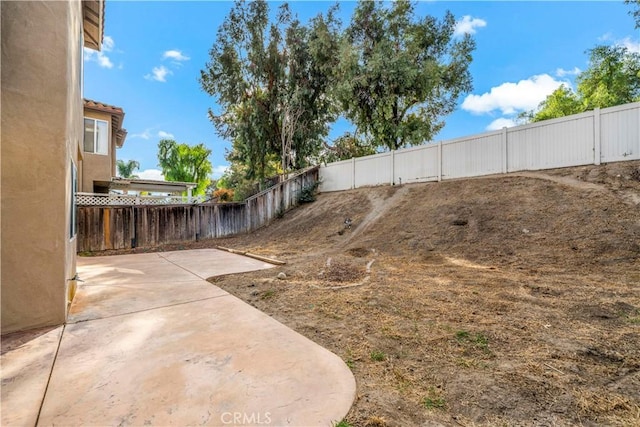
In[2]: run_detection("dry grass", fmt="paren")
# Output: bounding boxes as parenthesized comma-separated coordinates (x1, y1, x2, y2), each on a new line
(104, 161, 640, 426)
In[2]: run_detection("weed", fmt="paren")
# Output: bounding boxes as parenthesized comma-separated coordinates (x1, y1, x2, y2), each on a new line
(423, 386, 446, 410)
(370, 350, 386, 362)
(333, 420, 352, 427)
(455, 330, 470, 341)
(260, 290, 276, 300)
(456, 330, 490, 351)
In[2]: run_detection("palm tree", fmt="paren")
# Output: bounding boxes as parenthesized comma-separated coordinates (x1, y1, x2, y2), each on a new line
(116, 159, 140, 178)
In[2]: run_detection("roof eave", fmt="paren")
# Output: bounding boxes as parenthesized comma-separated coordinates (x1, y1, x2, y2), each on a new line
(83, 0, 104, 51)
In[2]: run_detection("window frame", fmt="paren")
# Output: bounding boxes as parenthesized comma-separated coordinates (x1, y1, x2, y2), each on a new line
(83, 117, 109, 155)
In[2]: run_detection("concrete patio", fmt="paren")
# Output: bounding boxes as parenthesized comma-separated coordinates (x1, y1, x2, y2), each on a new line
(1, 249, 356, 426)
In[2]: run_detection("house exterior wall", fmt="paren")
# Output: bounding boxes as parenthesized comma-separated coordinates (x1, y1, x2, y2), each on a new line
(81, 109, 116, 192)
(1, 0, 84, 333)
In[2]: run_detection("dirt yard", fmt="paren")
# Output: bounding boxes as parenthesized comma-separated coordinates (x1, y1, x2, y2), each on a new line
(102, 161, 640, 426)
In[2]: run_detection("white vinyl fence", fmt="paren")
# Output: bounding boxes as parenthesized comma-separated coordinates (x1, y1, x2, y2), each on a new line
(320, 102, 640, 192)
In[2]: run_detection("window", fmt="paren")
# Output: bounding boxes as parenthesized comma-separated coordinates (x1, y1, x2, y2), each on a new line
(84, 118, 108, 155)
(70, 159, 77, 239)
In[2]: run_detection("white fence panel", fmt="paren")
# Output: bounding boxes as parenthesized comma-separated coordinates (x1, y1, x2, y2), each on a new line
(442, 132, 503, 179)
(319, 101, 639, 192)
(600, 103, 640, 162)
(507, 113, 594, 172)
(355, 153, 392, 187)
(393, 144, 439, 184)
(319, 159, 353, 192)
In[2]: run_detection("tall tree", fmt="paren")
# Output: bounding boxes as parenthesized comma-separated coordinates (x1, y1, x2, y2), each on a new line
(336, 0, 475, 151)
(116, 159, 140, 178)
(578, 45, 640, 110)
(526, 45, 640, 122)
(199, 0, 340, 183)
(157, 139, 213, 195)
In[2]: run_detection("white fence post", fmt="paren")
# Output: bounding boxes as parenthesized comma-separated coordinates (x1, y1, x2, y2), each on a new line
(351, 157, 356, 189)
(594, 107, 601, 165)
(391, 150, 395, 185)
(437, 141, 443, 182)
(502, 127, 508, 173)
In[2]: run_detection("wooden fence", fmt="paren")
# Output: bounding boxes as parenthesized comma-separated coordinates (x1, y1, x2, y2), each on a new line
(77, 167, 319, 252)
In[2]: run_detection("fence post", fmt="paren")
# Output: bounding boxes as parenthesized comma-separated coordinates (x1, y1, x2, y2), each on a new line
(502, 126, 508, 173)
(437, 141, 443, 182)
(391, 150, 395, 185)
(351, 157, 356, 189)
(593, 107, 601, 165)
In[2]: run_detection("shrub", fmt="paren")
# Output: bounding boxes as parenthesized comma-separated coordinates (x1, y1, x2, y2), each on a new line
(298, 180, 320, 203)
(213, 188, 234, 202)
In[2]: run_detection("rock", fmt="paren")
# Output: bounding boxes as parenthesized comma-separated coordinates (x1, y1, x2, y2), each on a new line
(277, 272, 287, 280)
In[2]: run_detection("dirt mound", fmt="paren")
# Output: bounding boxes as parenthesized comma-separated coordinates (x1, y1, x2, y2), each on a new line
(109, 161, 640, 426)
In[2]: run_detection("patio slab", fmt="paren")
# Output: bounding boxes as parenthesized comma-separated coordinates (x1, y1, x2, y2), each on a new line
(26, 249, 355, 426)
(158, 248, 275, 279)
(39, 296, 354, 426)
(1, 326, 63, 427)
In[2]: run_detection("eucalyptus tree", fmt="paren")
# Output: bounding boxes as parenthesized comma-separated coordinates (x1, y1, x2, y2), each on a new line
(200, 0, 340, 183)
(336, 0, 475, 151)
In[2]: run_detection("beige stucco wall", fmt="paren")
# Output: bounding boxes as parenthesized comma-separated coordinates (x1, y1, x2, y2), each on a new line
(1, 0, 83, 333)
(81, 109, 115, 192)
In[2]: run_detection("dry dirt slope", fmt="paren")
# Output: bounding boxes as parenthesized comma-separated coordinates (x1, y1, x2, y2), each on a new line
(131, 161, 640, 426)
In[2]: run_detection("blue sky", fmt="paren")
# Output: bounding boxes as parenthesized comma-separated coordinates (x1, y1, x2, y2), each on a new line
(84, 1, 638, 180)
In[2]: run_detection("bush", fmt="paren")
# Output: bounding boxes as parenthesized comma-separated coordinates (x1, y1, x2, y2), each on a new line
(298, 180, 320, 203)
(213, 188, 234, 202)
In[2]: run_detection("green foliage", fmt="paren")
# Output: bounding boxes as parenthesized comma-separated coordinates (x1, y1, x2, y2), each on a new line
(333, 421, 352, 427)
(525, 85, 583, 123)
(336, 0, 475, 150)
(578, 45, 640, 109)
(199, 0, 341, 182)
(526, 45, 640, 122)
(116, 159, 140, 178)
(157, 139, 213, 195)
(321, 132, 377, 163)
(298, 180, 320, 203)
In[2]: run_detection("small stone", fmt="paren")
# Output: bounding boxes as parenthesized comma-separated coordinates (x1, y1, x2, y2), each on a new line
(277, 272, 287, 280)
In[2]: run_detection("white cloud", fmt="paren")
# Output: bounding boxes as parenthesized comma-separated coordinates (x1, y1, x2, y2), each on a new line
(461, 74, 566, 115)
(83, 35, 116, 69)
(103, 36, 115, 52)
(157, 131, 174, 139)
(163, 50, 190, 62)
(138, 169, 165, 181)
(454, 16, 487, 37)
(618, 36, 640, 53)
(212, 165, 229, 179)
(486, 117, 517, 131)
(555, 67, 581, 77)
(130, 129, 152, 140)
(145, 66, 172, 82)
